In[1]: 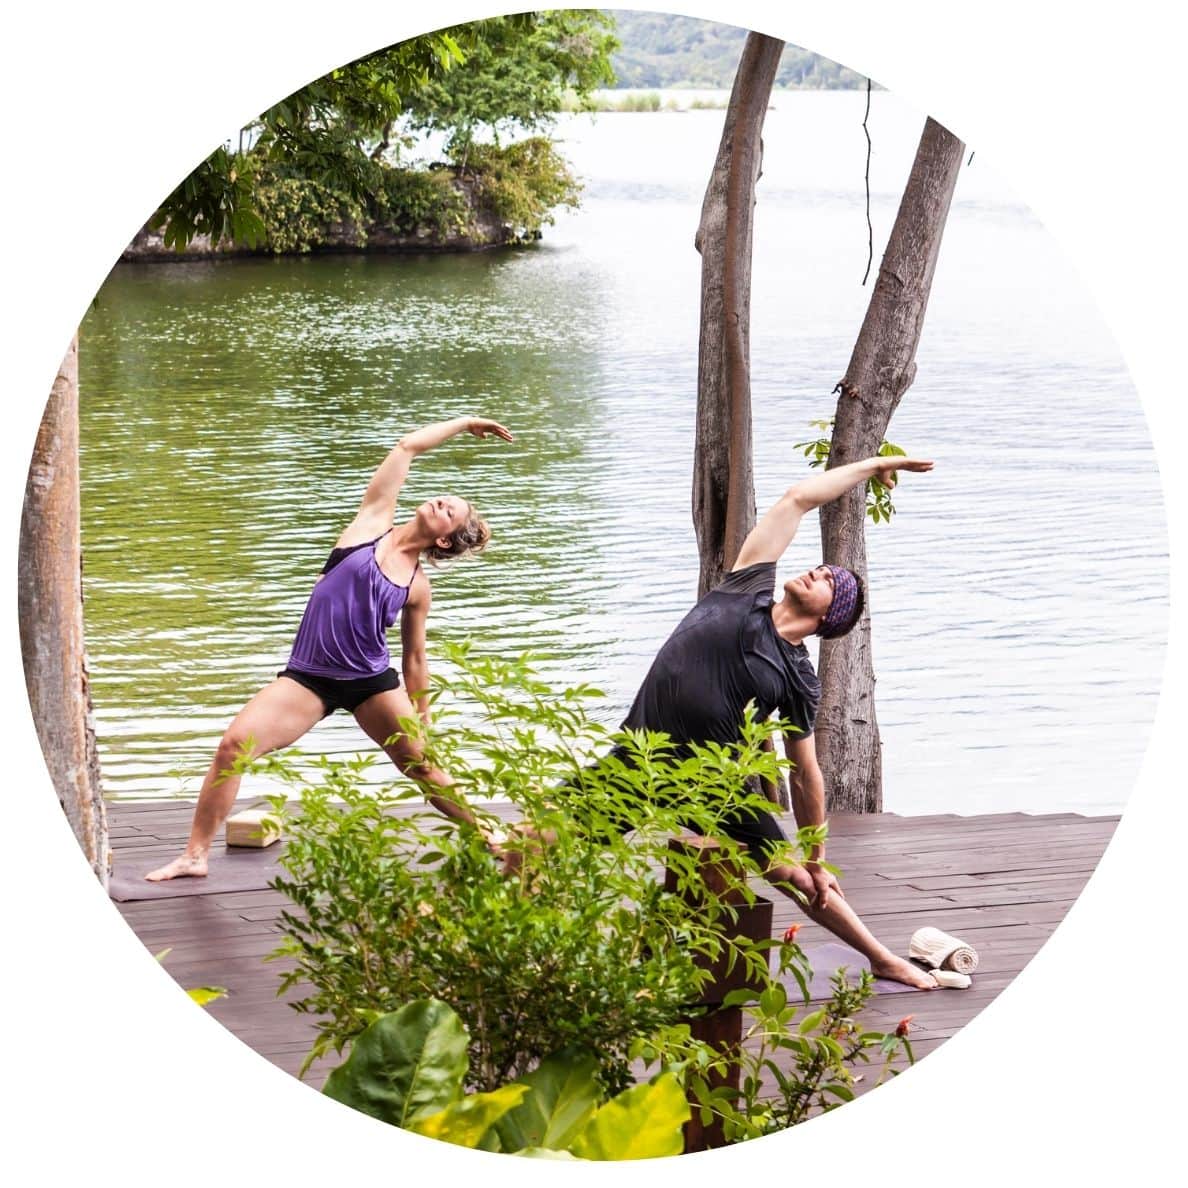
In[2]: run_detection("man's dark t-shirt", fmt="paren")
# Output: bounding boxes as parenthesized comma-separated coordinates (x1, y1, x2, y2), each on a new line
(622, 561, 821, 748)
(622, 560, 817, 746)
(572, 563, 821, 862)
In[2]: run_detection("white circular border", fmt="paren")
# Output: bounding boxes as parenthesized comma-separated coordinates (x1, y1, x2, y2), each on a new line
(4, 3, 1182, 1184)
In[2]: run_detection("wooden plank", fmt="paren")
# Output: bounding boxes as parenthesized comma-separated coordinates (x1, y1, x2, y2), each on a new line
(107, 800, 1111, 1111)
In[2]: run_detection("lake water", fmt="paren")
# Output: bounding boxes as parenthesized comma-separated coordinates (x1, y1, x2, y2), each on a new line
(78, 90, 1167, 815)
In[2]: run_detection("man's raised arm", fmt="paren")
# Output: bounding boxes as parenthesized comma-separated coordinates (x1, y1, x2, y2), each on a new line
(731, 455, 933, 570)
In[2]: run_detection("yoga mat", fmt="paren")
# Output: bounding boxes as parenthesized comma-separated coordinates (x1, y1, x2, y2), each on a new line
(795, 941, 924, 1000)
(109, 844, 289, 902)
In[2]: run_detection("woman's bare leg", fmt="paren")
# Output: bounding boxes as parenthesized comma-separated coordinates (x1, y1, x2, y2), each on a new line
(352, 688, 473, 824)
(766, 859, 937, 990)
(144, 678, 327, 881)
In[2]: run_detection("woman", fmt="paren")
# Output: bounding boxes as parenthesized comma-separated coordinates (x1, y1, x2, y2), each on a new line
(145, 415, 513, 881)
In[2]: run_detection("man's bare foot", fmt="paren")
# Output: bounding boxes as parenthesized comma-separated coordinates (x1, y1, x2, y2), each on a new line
(144, 853, 209, 882)
(869, 954, 939, 990)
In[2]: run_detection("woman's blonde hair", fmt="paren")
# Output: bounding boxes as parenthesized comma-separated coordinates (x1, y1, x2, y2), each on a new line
(424, 503, 491, 565)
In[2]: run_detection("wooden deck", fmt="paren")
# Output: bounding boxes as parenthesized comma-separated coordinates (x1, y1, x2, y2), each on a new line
(109, 800, 1117, 1095)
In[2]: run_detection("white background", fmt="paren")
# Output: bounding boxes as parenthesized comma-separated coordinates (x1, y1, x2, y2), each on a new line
(3, 2, 1183, 1184)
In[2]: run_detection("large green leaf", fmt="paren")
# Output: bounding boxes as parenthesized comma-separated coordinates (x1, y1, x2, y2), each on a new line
(516, 1148, 581, 1160)
(568, 1072, 688, 1160)
(411, 1084, 530, 1147)
(322, 999, 468, 1127)
(493, 1046, 602, 1152)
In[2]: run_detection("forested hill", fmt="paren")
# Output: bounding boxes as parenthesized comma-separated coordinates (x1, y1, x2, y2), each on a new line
(608, 10, 866, 89)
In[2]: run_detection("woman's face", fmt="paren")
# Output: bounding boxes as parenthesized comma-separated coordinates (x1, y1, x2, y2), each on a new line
(420, 495, 469, 545)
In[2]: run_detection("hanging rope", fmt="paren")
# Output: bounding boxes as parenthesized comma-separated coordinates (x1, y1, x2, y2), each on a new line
(862, 77, 874, 285)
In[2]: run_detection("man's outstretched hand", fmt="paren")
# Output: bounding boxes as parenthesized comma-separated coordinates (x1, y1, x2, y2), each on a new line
(875, 457, 933, 487)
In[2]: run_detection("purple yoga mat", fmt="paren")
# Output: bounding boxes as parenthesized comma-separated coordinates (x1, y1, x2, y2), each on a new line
(796, 941, 924, 1000)
(108, 843, 289, 902)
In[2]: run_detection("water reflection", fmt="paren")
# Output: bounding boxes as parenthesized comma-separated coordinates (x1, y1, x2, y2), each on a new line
(79, 96, 1166, 815)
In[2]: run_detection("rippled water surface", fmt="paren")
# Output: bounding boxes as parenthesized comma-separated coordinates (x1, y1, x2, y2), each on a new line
(79, 92, 1166, 814)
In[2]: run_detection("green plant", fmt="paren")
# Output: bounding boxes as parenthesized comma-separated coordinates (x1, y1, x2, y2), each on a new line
(253, 647, 811, 1092)
(374, 167, 471, 237)
(794, 418, 908, 523)
(463, 138, 582, 241)
(639, 967, 914, 1141)
(321, 997, 687, 1158)
(245, 647, 912, 1143)
(252, 167, 369, 253)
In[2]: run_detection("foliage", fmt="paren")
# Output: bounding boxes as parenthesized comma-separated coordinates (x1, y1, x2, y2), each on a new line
(795, 418, 908, 523)
(640, 968, 913, 1141)
(374, 167, 471, 237)
(322, 997, 687, 1158)
(253, 647, 809, 1093)
(149, 30, 463, 249)
(404, 11, 619, 153)
(245, 647, 911, 1142)
(251, 169, 368, 253)
(465, 138, 581, 240)
(559, 90, 665, 112)
(150, 147, 266, 251)
(149, 13, 609, 252)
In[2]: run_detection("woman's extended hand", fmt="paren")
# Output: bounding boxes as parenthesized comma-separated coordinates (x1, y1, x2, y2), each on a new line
(466, 417, 514, 442)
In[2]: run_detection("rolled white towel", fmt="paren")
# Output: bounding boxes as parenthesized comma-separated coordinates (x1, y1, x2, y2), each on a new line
(909, 926, 979, 974)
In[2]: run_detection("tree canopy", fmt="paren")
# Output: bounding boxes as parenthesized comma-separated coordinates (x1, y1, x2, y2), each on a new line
(150, 11, 618, 250)
(403, 10, 617, 152)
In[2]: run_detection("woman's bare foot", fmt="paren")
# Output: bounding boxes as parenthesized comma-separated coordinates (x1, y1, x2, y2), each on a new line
(869, 954, 939, 990)
(144, 853, 209, 882)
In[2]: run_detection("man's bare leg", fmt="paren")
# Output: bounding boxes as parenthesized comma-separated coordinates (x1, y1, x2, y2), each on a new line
(767, 860, 937, 990)
(144, 678, 326, 881)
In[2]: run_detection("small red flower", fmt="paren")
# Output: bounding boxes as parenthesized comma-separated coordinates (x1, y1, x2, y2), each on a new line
(782, 923, 802, 944)
(895, 1015, 914, 1038)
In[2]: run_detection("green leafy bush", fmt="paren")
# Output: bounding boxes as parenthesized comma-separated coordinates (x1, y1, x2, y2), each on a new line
(640, 967, 914, 1142)
(252, 168, 368, 253)
(248, 647, 912, 1143)
(464, 138, 582, 240)
(258, 647, 803, 1093)
(374, 167, 471, 237)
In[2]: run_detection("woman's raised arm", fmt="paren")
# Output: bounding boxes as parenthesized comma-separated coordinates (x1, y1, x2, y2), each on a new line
(346, 416, 514, 540)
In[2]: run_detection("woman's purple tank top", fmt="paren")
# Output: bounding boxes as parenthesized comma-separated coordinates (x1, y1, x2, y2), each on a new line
(286, 532, 416, 679)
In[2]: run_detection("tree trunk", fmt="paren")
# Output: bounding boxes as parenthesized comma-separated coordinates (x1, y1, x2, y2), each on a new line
(692, 31, 783, 598)
(816, 117, 965, 813)
(19, 334, 108, 884)
(692, 33, 787, 809)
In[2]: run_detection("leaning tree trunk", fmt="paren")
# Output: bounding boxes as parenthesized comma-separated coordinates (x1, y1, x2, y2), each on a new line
(816, 117, 965, 813)
(19, 334, 108, 884)
(692, 31, 784, 597)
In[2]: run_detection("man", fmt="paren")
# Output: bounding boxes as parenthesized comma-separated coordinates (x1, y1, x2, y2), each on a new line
(605, 451, 938, 990)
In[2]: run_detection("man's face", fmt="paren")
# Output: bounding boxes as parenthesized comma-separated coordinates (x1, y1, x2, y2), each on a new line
(783, 566, 835, 621)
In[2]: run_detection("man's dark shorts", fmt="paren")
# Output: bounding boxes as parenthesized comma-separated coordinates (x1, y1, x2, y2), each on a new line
(561, 745, 790, 867)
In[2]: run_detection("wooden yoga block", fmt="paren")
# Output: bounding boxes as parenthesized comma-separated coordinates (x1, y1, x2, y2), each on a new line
(225, 809, 282, 848)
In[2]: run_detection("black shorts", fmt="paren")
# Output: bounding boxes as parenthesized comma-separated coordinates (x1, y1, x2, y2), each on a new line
(278, 667, 400, 717)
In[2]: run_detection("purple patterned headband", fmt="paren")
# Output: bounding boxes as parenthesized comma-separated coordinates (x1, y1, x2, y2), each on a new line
(818, 565, 860, 639)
